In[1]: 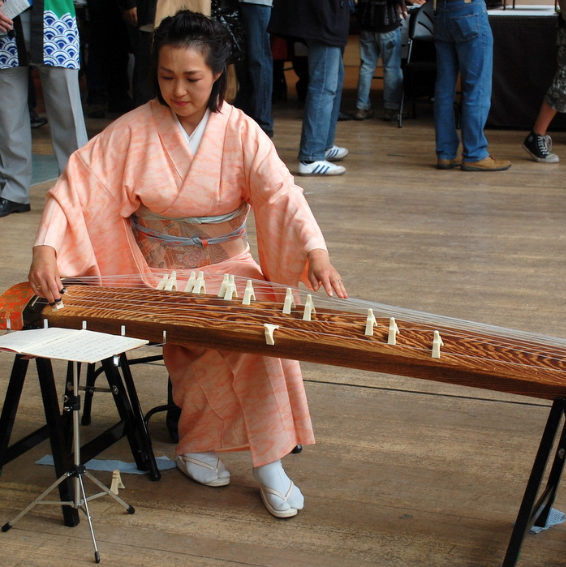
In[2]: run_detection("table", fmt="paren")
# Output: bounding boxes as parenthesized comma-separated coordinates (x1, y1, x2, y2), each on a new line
(488, 5, 566, 129)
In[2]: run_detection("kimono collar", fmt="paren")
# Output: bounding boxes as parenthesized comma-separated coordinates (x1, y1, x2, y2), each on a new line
(150, 99, 229, 182)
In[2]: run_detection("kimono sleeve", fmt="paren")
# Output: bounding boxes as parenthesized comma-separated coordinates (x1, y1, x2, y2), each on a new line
(34, 148, 144, 279)
(243, 132, 328, 288)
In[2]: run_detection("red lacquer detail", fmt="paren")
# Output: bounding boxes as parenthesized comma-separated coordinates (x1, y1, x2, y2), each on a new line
(0, 282, 35, 331)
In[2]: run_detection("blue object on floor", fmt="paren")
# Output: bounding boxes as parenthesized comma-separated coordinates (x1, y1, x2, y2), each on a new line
(529, 508, 566, 534)
(36, 454, 177, 474)
(32, 154, 59, 185)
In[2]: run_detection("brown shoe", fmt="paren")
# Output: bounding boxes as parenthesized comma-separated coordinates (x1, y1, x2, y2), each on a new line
(353, 108, 374, 121)
(437, 156, 462, 170)
(461, 156, 511, 171)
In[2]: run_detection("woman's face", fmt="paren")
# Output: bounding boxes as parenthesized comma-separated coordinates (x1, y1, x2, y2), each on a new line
(157, 45, 220, 132)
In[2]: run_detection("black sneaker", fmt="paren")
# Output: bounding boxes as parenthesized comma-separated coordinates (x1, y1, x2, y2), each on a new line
(522, 131, 559, 163)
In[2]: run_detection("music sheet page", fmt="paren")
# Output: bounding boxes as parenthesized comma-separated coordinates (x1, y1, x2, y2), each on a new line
(0, 328, 148, 363)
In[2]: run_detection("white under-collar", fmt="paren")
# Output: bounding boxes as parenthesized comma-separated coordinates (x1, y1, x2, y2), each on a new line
(173, 108, 211, 154)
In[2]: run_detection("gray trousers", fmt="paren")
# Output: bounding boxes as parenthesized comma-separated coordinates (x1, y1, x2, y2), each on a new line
(0, 64, 88, 204)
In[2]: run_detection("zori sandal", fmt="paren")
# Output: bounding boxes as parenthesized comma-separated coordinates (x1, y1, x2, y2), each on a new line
(176, 453, 230, 487)
(257, 481, 301, 518)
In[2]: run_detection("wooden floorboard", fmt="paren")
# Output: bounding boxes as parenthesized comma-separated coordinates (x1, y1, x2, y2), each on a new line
(1, 91, 566, 566)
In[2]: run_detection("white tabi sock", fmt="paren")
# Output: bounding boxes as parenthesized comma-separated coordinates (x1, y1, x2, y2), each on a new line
(176, 451, 230, 486)
(253, 459, 304, 512)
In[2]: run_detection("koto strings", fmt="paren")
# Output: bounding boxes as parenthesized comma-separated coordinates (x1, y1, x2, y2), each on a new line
(24, 272, 566, 374)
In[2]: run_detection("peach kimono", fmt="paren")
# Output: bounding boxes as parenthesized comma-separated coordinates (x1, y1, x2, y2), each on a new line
(34, 100, 329, 466)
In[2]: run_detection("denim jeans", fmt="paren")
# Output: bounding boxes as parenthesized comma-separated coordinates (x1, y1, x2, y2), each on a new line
(434, 0, 492, 162)
(233, 3, 274, 134)
(356, 28, 403, 111)
(299, 40, 344, 162)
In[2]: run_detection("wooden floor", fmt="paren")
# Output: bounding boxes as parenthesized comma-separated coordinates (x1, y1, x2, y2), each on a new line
(1, 89, 566, 567)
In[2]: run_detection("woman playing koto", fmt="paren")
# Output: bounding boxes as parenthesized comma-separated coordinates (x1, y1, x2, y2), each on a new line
(28, 10, 348, 518)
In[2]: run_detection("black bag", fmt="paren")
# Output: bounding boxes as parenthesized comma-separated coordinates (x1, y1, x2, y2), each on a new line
(211, 0, 247, 64)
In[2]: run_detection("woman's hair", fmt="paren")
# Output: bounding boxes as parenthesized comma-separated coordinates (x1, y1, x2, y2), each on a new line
(152, 10, 232, 112)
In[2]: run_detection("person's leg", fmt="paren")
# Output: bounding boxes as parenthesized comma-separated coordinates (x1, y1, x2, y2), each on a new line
(105, 0, 132, 112)
(235, 3, 274, 135)
(325, 49, 345, 152)
(355, 30, 379, 113)
(433, 36, 460, 161)
(85, 0, 110, 112)
(535, 24, 566, 135)
(0, 66, 32, 207)
(453, 3, 492, 163)
(166, 344, 311, 517)
(233, 4, 255, 119)
(522, 24, 565, 163)
(85, 0, 131, 115)
(380, 27, 404, 111)
(299, 41, 342, 162)
(522, 99, 560, 163)
(27, 67, 37, 111)
(38, 65, 88, 174)
(127, 27, 154, 108)
(522, 38, 566, 164)
(533, 101, 558, 135)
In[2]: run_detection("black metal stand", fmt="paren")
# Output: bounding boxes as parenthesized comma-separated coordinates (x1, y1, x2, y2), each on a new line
(2, 361, 134, 563)
(503, 398, 566, 566)
(0, 356, 79, 526)
(0, 353, 160, 529)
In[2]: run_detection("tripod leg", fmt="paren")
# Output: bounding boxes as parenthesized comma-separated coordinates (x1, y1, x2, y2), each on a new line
(77, 474, 101, 564)
(2, 473, 73, 532)
(84, 470, 135, 514)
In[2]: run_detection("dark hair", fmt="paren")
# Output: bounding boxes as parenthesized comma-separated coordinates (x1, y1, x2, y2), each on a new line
(152, 10, 232, 113)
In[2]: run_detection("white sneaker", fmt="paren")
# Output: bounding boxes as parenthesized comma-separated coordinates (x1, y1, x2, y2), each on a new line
(298, 160, 346, 176)
(324, 145, 349, 161)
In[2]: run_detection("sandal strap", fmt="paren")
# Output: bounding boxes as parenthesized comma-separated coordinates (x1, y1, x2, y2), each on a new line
(179, 455, 219, 472)
(261, 481, 295, 503)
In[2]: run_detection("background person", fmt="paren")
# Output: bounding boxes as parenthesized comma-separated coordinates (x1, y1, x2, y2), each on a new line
(0, 0, 88, 217)
(522, 0, 566, 164)
(269, 0, 351, 176)
(354, 0, 407, 122)
(433, 0, 511, 171)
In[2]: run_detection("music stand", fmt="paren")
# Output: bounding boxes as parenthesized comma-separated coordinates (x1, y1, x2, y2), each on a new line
(0, 328, 148, 563)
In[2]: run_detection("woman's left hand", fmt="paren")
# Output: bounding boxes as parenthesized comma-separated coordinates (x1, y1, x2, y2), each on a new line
(0, 0, 13, 33)
(307, 249, 348, 299)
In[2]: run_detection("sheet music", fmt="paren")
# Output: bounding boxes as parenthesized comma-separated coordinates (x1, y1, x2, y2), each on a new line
(1, 0, 31, 20)
(0, 328, 148, 363)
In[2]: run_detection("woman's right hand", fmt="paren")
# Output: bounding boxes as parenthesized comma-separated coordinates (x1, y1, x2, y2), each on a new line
(28, 245, 64, 304)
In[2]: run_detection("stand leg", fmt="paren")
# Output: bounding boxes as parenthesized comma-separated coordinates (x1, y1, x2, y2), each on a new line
(118, 354, 161, 481)
(101, 357, 160, 480)
(81, 363, 98, 426)
(2, 472, 74, 532)
(36, 358, 79, 527)
(531, 411, 566, 529)
(77, 473, 101, 563)
(0, 356, 29, 469)
(84, 470, 135, 513)
(503, 399, 566, 567)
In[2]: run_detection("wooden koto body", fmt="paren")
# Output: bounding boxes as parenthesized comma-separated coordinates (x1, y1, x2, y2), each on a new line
(1, 282, 566, 401)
